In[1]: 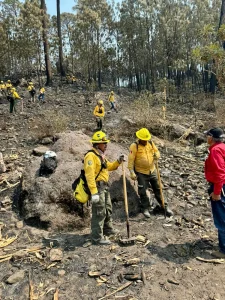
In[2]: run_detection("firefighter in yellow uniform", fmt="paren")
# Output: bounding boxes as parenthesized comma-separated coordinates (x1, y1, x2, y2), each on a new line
(72, 76, 76, 84)
(93, 100, 105, 130)
(84, 131, 124, 245)
(9, 87, 21, 113)
(108, 91, 118, 112)
(38, 87, 45, 102)
(0, 81, 6, 96)
(128, 128, 173, 218)
(27, 81, 36, 102)
(5, 80, 12, 94)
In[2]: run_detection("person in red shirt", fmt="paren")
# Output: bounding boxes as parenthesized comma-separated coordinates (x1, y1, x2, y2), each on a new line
(205, 127, 225, 258)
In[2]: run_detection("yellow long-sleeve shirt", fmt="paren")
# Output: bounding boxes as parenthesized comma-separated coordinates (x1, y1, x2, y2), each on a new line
(40, 88, 45, 94)
(84, 148, 120, 195)
(6, 83, 12, 90)
(128, 141, 160, 175)
(11, 91, 21, 99)
(93, 105, 105, 117)
(108, 94, 114, 102)
(28, 84, 34, 91)
(0, 84, 6, 90)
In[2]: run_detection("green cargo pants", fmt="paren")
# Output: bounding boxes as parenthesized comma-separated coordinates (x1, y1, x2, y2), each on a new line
(10, 98, 16, 113)
(91, 185, 113, 243)
(136, 170, 162, 210)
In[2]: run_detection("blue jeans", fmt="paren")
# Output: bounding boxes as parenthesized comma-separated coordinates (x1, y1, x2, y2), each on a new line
(110, 101, 115, 109)
(208, 184, 225, 253)
(38, 93, 45, 101)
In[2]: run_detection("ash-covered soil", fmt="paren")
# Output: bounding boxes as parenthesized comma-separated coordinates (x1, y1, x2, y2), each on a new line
(0, 84, 223, 300)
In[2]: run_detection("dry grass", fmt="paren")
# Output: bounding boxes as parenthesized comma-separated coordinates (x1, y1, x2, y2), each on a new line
(129, 92, 163, 128)
(30, 110, 70, 140)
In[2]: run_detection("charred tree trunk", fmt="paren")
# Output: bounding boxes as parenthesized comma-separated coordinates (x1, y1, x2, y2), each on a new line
(40, 0, 52, 86)
(56, 0, 65, 77)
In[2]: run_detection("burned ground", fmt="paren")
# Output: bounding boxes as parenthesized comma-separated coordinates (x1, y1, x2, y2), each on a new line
(0, 86, 223, 300)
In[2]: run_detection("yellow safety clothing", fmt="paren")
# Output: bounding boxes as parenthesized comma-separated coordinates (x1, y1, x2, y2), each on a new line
(0, 83, 6, 90)
(40, 87, 45, 93)
(128, 141, 160, 175)
(108, 93, 114, 102)
(6, 83, 12, 89)
(11, 90, 21, 99)
(93, 105, 105, 118)
(136, 128, 151, 141)
(28, 85, 33, 91)
(84, 148, 120, 195)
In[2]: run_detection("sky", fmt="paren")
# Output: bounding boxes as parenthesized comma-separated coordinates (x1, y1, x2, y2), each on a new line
(45, 0, 121, 16)
(46, 0, 75, 16)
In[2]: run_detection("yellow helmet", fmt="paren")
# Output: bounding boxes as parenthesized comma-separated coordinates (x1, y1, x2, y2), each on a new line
(11, 87, 16, 91)
(7, 80, 11, 83)
(98, 100, 103, 105)
(136, 128, 151, 141)
(90, 131, 110, 144)
(110, 91, 114, 94)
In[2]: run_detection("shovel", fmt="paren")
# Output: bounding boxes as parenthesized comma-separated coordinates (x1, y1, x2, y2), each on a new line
(119, 161, 136, 246)
(155, 159, 167, 218)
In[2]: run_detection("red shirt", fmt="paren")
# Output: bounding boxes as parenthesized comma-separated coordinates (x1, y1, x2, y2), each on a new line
(205, 142, 225, 194)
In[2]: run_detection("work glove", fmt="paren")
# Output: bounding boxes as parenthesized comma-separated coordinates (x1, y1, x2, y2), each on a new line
(130, 170, 137, 181)
(91, 193, 100, 204)
(117, 154, 125, 164)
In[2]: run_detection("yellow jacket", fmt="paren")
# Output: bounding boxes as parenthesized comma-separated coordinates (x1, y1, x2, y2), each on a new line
(12, 91, 20, 99)
(0, 84, 6, 90)
(84, 148, 120, 195)
(128, 141, 160, 175)
(93, 105, 105, 117)
(40, 88, 45, 94)
(108, 94, 114, 102)
(6, 83, 12, 89)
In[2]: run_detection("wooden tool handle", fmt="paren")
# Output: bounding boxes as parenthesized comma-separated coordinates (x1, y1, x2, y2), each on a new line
(122, 161, 130, 238)
(155, 160, 165, 209)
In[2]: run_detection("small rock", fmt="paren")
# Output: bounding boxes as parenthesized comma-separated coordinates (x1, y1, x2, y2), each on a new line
(33, 146, 50, 156)
(41, 137, 53, 145)
(12, 250, 28, 259)
(1, 196, 12, 207)
(16, 221, 24, 229)
(50, 248, 63, 262)
(6, 270, 25, 284)
(58, 269, 66, 276)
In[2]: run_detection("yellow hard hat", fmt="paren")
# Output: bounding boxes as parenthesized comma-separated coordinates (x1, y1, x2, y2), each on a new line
(7, 80, 11, 83)
(90, 131, 110, 144)
(136, 128, 151, 141)
(11, 87, 16, 91)
(110, 91, 114, 94)
(98, 100, 103, 105)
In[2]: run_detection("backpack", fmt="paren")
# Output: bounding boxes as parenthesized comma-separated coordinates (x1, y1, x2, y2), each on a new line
(72, 150, 104, 204)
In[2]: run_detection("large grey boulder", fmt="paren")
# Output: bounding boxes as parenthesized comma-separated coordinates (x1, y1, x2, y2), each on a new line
(20, 131, 139, 231)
